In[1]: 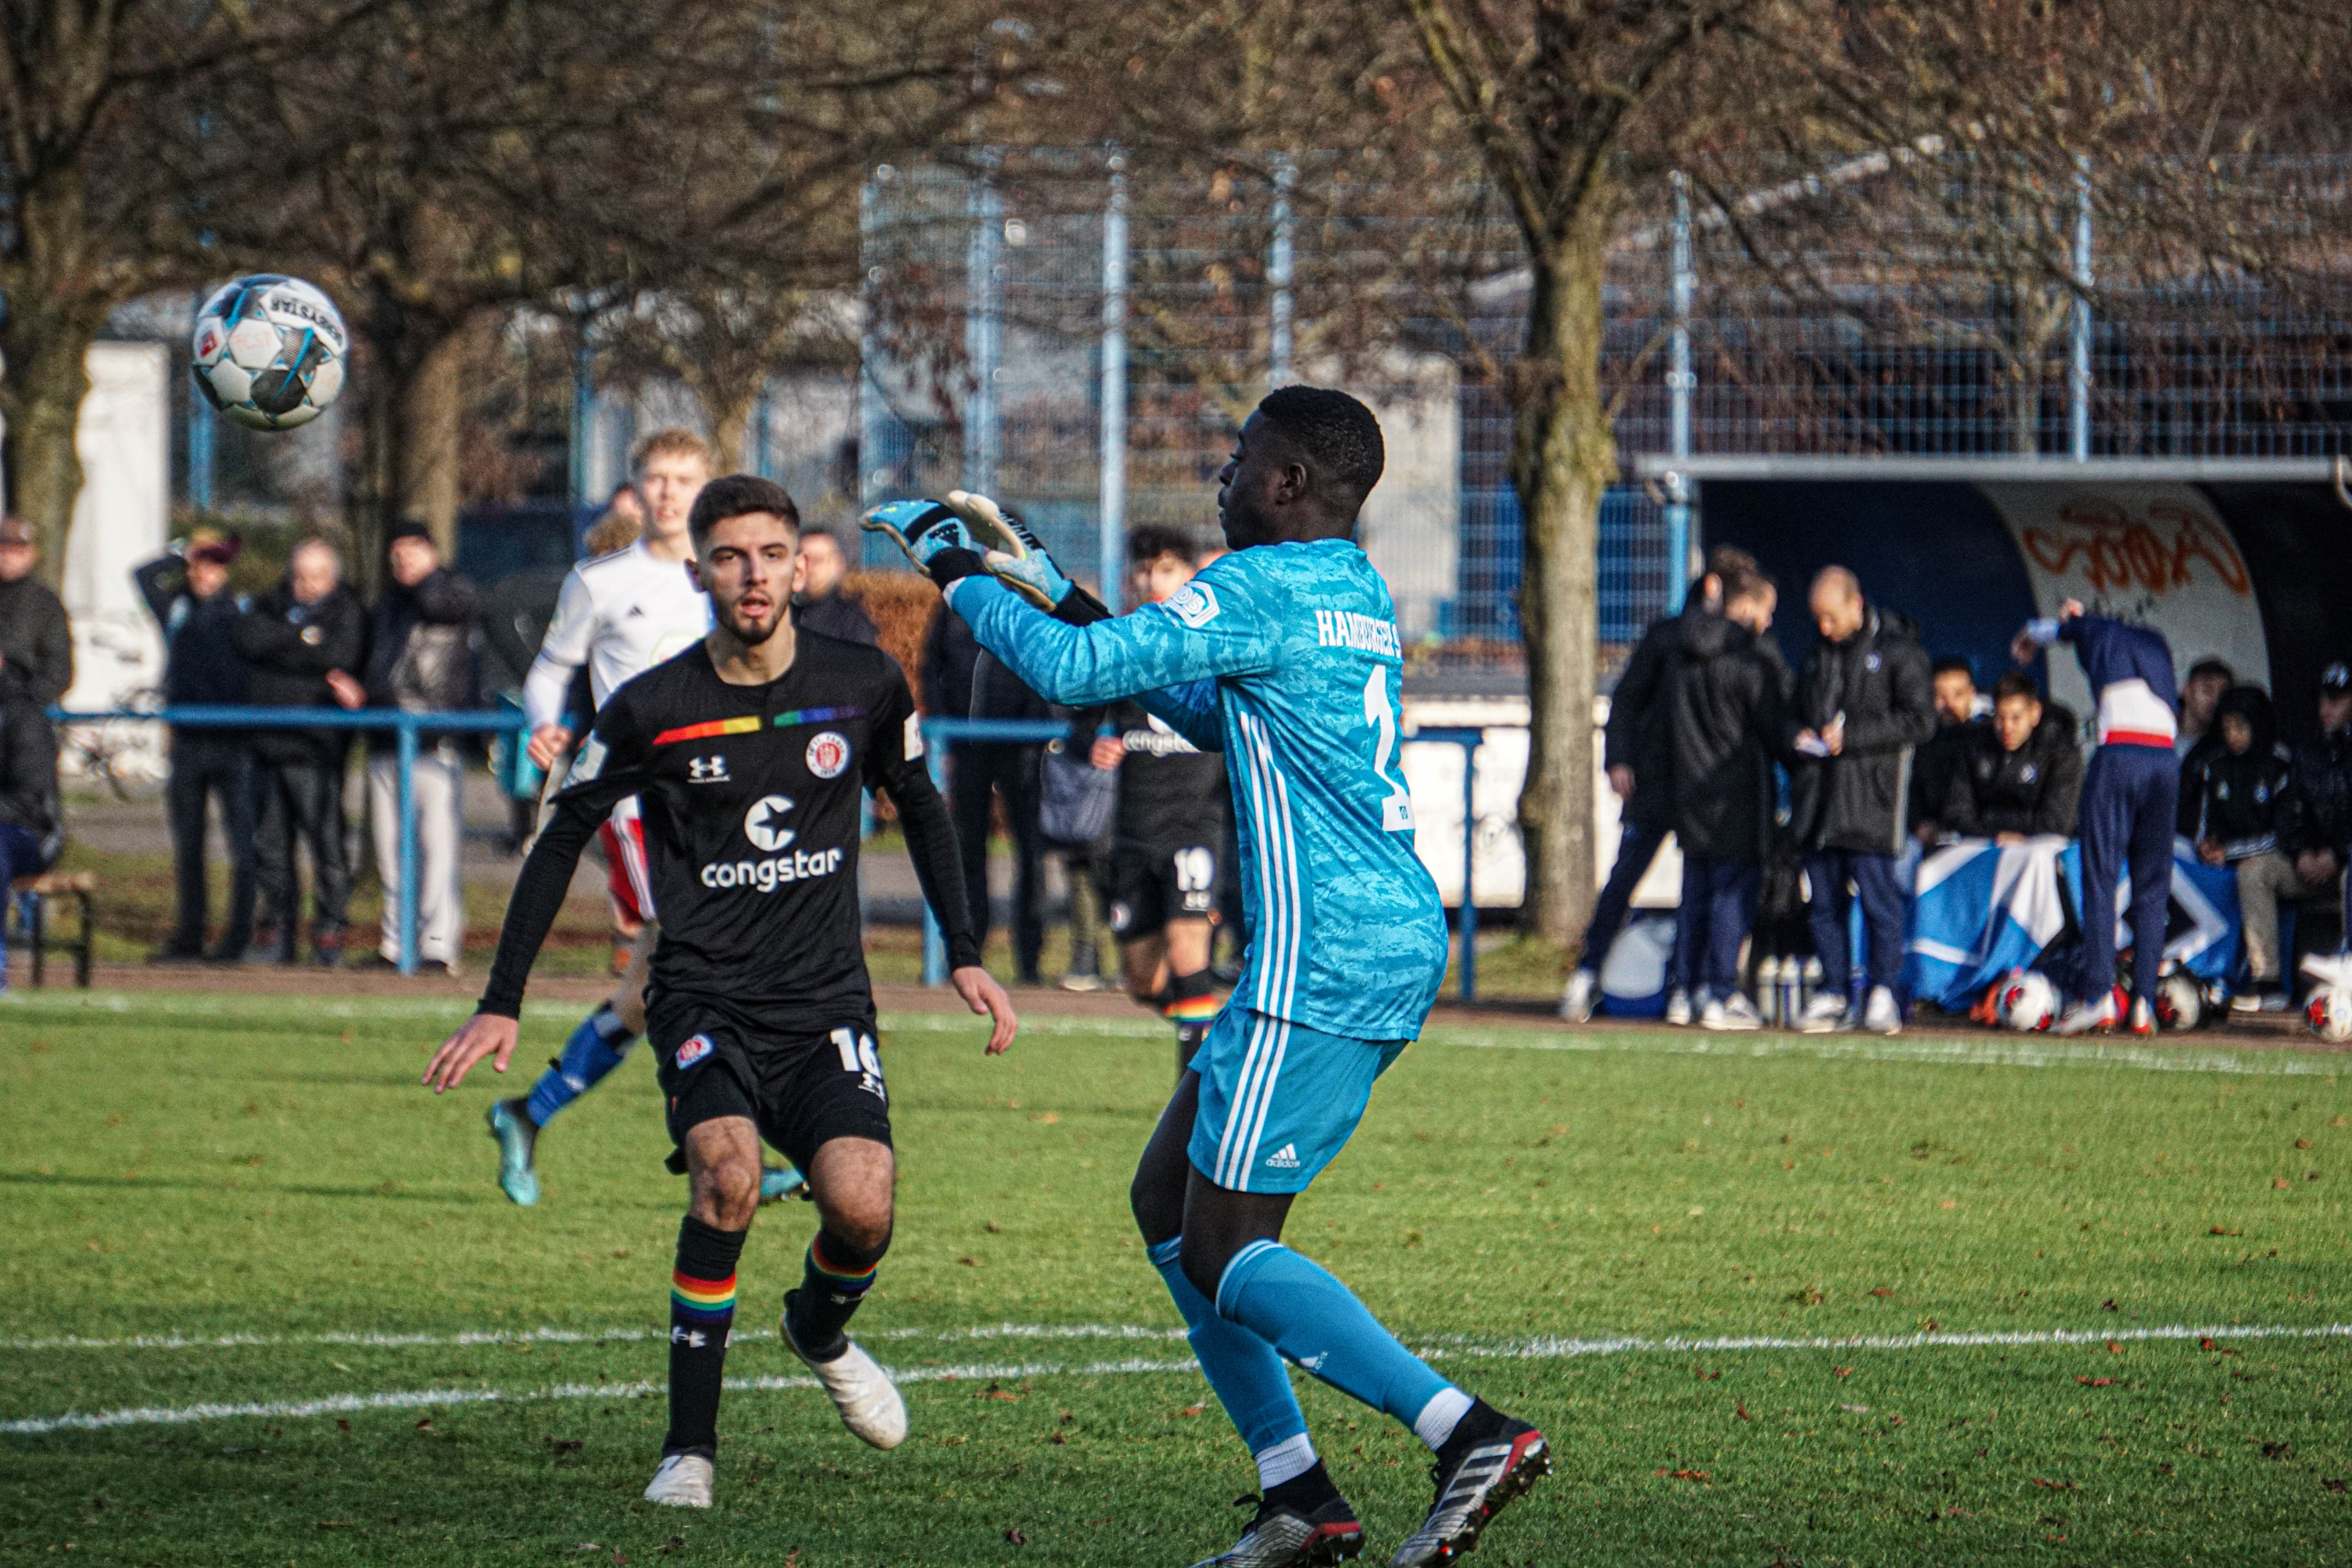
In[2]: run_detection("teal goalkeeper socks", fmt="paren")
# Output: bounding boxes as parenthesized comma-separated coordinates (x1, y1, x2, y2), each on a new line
(1148, 1238, 1309, 1462)
(1216, 1240, 1468, 1444)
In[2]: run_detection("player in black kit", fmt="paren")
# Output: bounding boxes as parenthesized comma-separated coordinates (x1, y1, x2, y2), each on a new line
(1094, 527, 1230, 1074)
(423, 475, 1016, 1511)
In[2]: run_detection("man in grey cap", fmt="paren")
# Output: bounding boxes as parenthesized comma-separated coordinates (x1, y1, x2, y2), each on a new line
(0, 516, 73, 707)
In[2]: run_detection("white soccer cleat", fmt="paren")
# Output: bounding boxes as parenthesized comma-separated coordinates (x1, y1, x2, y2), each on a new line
(784, 1311, 908, 1450)
(1663, 988, 1693, 1027)
(642, 1452, 713, 1508)
(1796, 993, 1849, 1034)
(2053, 992, 2118, 1036)
(1559, 968, 1596, 1024)
(1862, 985, 1902, 1036)
(1700, 993, 1762, 1032)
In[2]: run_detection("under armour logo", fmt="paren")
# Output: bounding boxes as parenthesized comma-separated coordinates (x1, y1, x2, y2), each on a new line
(688, 755, 729, 782)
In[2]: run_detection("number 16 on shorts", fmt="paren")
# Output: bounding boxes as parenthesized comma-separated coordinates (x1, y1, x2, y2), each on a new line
(831, 1027, 887, 1104)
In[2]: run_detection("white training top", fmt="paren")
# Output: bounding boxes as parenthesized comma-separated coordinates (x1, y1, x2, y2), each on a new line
(522, 539, 713, 731)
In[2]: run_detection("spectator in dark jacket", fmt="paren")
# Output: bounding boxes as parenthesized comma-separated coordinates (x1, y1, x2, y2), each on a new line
(2276, 662, 2352, 971)
(361, 521, 479, 973)
(134, 529, 255, 963)
(1942, 671, 2083, 841)
(923, 599, 1048, 983)
(1664, 569, 1788, 1031)
(235, 538, 365, 965)
(0, 515, 73, 706)
(2191, 682, 2308, 1009)
(1562, 545, 1756, 1022)
(1911, 657, 1989, 842)
(0, 666, 61, 988)
(1789, 568, 1935, 1035)
(793, 526, 880, 645)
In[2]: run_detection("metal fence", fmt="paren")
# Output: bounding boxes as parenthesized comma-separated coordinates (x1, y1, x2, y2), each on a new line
(857, 156, 2352, 670)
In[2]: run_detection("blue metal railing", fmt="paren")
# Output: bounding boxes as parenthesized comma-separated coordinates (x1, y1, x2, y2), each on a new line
(54, 705, 526, 976)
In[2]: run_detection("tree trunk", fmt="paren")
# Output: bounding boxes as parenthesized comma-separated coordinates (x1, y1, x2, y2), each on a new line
(398, 333, 465, 555)
(702, 381, 760, 476)
(2, 319, 99, 590)
(1508, 203, 1617, 946)
(1, 169, 116, 590)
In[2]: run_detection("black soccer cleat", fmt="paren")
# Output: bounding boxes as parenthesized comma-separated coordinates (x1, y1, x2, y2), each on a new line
(1186, 1492, 1364, 1568)
(1389, 1406, 1550, 1566)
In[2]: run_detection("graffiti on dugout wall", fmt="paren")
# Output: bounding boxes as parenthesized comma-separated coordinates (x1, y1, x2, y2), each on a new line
(2018, 499, 2252, 599)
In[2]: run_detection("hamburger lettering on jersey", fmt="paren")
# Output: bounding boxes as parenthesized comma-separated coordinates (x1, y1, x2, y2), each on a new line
(522, 539, 714, 730)
(476, 632, 978, 1021)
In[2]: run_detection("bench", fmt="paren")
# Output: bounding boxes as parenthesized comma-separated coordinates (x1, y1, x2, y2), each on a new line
(10, 871, 95, 988)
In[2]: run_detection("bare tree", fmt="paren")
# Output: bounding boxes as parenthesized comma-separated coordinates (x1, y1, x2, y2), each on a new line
(0, 2, 349, 582)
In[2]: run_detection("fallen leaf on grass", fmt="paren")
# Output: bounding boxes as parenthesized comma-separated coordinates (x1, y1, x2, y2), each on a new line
(336, 1420, 350, 1434)
(414, 1419, 433, 1432)
(656, 1536, 687, 1557)
(1692, 1367, 1721, 1381)
(546, 1438, 584, 1453)
(2107, 1341, 2123, 1354)
(2076, 1377, 2117, 1388)
(2263, 1441, 2296, 1461)
(2102, 1299, 2118, 1311)
(2032, 1478, 2077, 1491)
(1178, 1403, 1208, 1417)
(1004, 1528, 1029, 1545)
(314, 1521, 353, 1530)
(1735, 1401, 1754, 1422)
(1942, 1506, 1975, 1517)
(2198, 1338, 2243, 1356)
(2297, 1138, 2314, 1149)
(2274, 1178, 2292, 1190)
(2209, 1226, 2241, 1236)
(2324, 1479, 2347, 1494)
(1869, 1287, 1894, 1297)
(1654, 1469, 1710, 1482)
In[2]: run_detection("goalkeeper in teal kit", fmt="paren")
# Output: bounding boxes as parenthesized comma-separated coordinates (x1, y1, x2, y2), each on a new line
(867, 387, 1548, 1568)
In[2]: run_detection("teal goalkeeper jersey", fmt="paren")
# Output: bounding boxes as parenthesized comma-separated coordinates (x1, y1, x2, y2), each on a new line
(947, 538, 1448, 1040)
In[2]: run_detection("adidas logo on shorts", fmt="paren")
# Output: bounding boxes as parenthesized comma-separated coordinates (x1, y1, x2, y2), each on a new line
(1265, 1144, 1301, 1170)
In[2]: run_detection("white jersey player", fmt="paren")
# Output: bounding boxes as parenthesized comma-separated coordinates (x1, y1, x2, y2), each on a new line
(486, 431, 800, 1209)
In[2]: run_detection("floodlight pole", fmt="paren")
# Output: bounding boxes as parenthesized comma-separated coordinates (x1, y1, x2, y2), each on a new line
(858, 169, 891, 566)
(1099, 160, 1129, 611)
(2069, 158, 2094, 461)
(1664, 172, 1695, 613)
(965, 160, 1004, 495)
(568, 302, 595, 506)
(1269, 157, 1296, 388)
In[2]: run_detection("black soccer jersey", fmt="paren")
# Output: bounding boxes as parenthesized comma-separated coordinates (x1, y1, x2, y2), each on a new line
(1106, 697, 1227, 846)
(477, 631, 978, 1020)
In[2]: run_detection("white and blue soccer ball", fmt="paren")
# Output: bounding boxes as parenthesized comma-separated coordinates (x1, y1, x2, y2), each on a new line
(190, 274, 348, 430)
(1995, 969, 2058, 1032)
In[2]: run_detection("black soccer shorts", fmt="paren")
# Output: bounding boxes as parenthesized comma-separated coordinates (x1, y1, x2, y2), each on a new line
(648, 994, 893, 1175)
(1106, 837, 1221, 941)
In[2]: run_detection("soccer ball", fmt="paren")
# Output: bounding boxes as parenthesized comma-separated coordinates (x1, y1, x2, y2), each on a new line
(1994, 969, 2058, 1032)
(2155, 970, 2203, 1032)
(2306, 985, 2352, 1044)
(190, 274, 348, 430)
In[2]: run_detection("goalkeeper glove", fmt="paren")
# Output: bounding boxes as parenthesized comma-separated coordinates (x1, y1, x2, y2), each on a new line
(942, 490, 1074, 612)
(859, 499, 986, 588)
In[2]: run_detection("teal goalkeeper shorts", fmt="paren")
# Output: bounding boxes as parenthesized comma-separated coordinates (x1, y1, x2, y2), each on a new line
(1187, 1006, 1412, 1194)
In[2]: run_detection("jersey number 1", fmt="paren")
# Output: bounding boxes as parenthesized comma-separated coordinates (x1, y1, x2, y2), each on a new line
(1363, 670, 1415, 832)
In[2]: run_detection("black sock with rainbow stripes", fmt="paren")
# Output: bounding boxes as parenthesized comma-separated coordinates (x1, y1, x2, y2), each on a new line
(1165, 967, 1218, 1076)
(663, 1214, 746, 1457)
(785, 1228, 888, 1362)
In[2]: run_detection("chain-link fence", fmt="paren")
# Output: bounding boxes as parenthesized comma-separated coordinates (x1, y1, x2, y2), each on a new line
(858, 155, 2352, 677)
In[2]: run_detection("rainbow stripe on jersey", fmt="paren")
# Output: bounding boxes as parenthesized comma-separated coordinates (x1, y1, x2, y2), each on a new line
(652, 706, 867, 748)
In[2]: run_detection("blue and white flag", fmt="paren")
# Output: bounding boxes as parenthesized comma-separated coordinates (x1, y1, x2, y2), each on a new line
(1905, 837, 2241, 1009)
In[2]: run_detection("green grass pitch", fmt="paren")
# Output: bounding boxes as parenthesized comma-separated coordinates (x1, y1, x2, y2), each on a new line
(2, 991, 2349, 1565)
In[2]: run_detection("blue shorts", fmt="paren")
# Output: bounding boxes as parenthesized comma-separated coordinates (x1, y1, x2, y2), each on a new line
(1187, 1006, 1410, 1194)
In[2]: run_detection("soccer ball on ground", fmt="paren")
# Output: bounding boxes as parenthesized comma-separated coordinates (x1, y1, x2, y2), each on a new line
(1994, 969, 2058, 1033)
(2306, 985, 2352, 1044)
(191, 274, 348, 430)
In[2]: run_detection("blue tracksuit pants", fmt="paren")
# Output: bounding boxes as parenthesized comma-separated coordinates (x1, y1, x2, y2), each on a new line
(2076, 742, 2178, 1006)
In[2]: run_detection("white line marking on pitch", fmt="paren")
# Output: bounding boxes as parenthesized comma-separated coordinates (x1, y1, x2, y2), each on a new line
(8, 1322, 2347, 1436)
(0, 1322, 1191, 1354)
